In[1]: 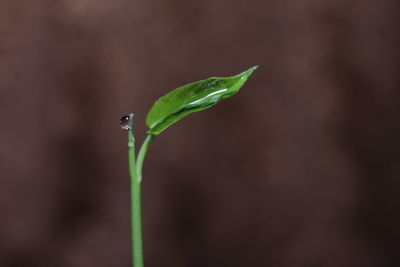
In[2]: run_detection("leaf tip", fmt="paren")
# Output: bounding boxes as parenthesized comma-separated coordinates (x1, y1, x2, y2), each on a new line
(239, 65, 259, 78)
(248, 65, 259, 73)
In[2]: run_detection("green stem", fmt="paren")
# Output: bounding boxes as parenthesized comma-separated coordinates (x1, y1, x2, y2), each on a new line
(136, 135, 154, 183)
(127, 131, 154, 267)
(127, 129, 143, 267)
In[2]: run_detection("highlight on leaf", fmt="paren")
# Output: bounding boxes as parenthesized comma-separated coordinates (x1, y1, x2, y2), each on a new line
(145, 66, 258, 135)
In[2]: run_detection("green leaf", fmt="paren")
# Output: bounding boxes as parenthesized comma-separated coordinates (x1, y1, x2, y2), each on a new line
(145, 66, 258, 136)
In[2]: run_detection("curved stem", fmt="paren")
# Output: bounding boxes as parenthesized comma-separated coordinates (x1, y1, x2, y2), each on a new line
(136, 135, 154, 183)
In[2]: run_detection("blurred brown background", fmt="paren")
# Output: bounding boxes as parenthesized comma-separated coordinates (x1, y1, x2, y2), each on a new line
(1, 0, 400, 266)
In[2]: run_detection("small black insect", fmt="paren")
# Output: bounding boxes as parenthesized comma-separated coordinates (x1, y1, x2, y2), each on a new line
(120, 114, 133, 130)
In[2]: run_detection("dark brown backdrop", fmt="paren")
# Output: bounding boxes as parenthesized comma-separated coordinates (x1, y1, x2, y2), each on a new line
(1, 0, 400, 266)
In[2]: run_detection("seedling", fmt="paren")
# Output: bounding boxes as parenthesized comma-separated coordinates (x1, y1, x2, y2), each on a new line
(120, 66, 258, 267)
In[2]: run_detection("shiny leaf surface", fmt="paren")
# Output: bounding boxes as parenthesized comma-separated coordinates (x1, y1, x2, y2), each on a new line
(146, 66, 258, 135)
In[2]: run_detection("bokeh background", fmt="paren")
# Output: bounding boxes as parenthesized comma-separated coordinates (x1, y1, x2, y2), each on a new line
(1, 0, 400, 266)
